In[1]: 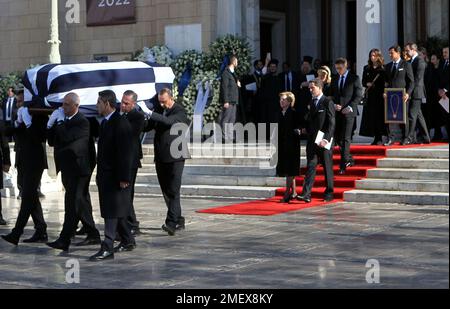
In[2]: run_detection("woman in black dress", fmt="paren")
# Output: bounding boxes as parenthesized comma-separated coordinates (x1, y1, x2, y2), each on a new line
(276, 92, 301, 203)
(360, 49, 387, 145)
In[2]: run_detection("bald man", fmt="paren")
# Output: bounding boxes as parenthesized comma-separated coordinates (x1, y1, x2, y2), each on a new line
(46, 93, 100, 251)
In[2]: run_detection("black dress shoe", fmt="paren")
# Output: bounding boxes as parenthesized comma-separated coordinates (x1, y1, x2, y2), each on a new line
(74, 236, 101, 247)
(297, 195, 312, 203)
(324, 195, 334, 202)
(162, 224, 176, 236)
(114, 243, 136, 253)
(46, 239, 69, 252)
(89, 248, 114, 262)
(384, 140, 394, 146)
(176, 217, 186, 231)
(401, 138, 413, 145)
(1, 233, 19, 246)
(0, 218, 7, 226)
(23, 232, 48, 243)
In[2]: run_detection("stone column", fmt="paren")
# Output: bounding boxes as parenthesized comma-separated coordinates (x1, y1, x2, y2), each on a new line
(217, 0, 242, 37)
(241, 0, 260, 61)
(299, 0, 321, 62)
(356, 0, 398, 77)
(427, 0, 449, 39)
(49, 0, 61, 64)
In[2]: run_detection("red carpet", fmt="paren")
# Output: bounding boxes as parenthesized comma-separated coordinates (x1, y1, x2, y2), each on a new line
(197, 143, 447, 216)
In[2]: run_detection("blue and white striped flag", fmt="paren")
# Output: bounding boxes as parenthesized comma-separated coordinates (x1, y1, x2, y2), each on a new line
(23, 61, 175, 117)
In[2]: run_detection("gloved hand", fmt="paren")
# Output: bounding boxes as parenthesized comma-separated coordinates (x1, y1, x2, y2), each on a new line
(47, 107, 65, 128)
(137, 101, 152, 117)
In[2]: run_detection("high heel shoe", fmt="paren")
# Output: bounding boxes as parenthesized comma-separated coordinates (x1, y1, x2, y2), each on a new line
(279, 191, 292, 204)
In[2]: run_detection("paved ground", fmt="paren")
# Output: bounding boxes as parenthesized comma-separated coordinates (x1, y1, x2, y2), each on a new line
(0, 192, 448, 289)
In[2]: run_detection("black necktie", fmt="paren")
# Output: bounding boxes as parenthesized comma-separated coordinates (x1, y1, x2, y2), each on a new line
(391, 62, 398, 79)
(312, 98, 318, 109)
(445, 60, 449, 69)
(286, 74, 291, 91)
(101, 119, 107, 130)
(339, 76, 345, 93)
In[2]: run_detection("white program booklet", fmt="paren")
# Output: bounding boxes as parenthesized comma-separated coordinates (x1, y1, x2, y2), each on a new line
(315, 130, 333, 150)
(306, 74, 315, 82)
(439, 97, 449, 113)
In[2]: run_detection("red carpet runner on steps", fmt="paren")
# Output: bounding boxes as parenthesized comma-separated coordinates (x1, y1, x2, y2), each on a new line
(197, 143, 446, 216)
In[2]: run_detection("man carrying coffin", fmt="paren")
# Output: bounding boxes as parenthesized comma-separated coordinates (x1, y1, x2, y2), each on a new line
(45, 93, 101, 251)
(119, 91, 146, 236)
(139, 88, 190, 236)
(1, 102, 48, 245)
(90, 90, 135, 261)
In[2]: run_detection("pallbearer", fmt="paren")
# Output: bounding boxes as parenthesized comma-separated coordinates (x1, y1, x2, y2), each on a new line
(90, 90, 135, 261)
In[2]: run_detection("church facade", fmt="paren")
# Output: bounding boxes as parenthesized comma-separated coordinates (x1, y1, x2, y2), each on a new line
(0, 0, 448, 76)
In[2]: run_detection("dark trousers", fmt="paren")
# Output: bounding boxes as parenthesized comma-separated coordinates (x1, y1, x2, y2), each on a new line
(11, 167, 47, 238)
(220, 104, 237, 142)
(302, 142, 334, 198)
(103, 217, 134, 251)
(127, 168, 140, 230)
(336, 114, 355, 165)
(78, 172, 100, 238)
(59, 173, 99, 244)
(407, 99, 430, 141)
(155, 161, 185, 229)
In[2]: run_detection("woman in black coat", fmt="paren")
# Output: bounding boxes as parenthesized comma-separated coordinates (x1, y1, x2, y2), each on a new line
(276, 92, 301, 203)
(360, 49, 387, 145)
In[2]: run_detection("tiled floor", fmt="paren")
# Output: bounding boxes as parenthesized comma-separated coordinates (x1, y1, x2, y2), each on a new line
(0, 193, 448, 288)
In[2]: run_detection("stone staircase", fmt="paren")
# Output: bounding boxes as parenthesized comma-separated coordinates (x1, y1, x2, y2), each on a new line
(122, 144, 286, 200)
(344, 146, 449, 205)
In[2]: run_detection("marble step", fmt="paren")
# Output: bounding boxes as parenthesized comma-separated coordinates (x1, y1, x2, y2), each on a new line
(355, 179, 449, 193)
(367, 168, 449, 180)
(386, 148, 449, 159)
(377, 158, 449, 169)
(344, 190, 449, 205)
(90, 183, 278, 199)
(135, 173, 285, 187)
(141, 156, 279, 166)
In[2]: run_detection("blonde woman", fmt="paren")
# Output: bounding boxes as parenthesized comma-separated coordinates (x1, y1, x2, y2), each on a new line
(276, 92, 301, 203)
(317, 66, 332, 97)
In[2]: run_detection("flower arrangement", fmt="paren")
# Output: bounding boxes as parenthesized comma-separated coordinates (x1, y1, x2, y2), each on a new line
(135, 45, 174, 66)
(205, 34, 252, 78)
(135, 35, 252, 122)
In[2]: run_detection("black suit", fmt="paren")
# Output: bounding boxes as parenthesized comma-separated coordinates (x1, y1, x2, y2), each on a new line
(301, 96, 335, 199)
(96, 111, 134, 250)
(220, 68, 240, 142)
(47, 112, 100, 245)
(330, 72, 363, 165)
(11, 115, 48, 238)
(406, 56, 430, 142)
(122, 109, 145, 231)
(385, 59, 415, 141)
(146, 103, 190, 229)
(0, 120, 11, 220)
(1, 97, 18, 134)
